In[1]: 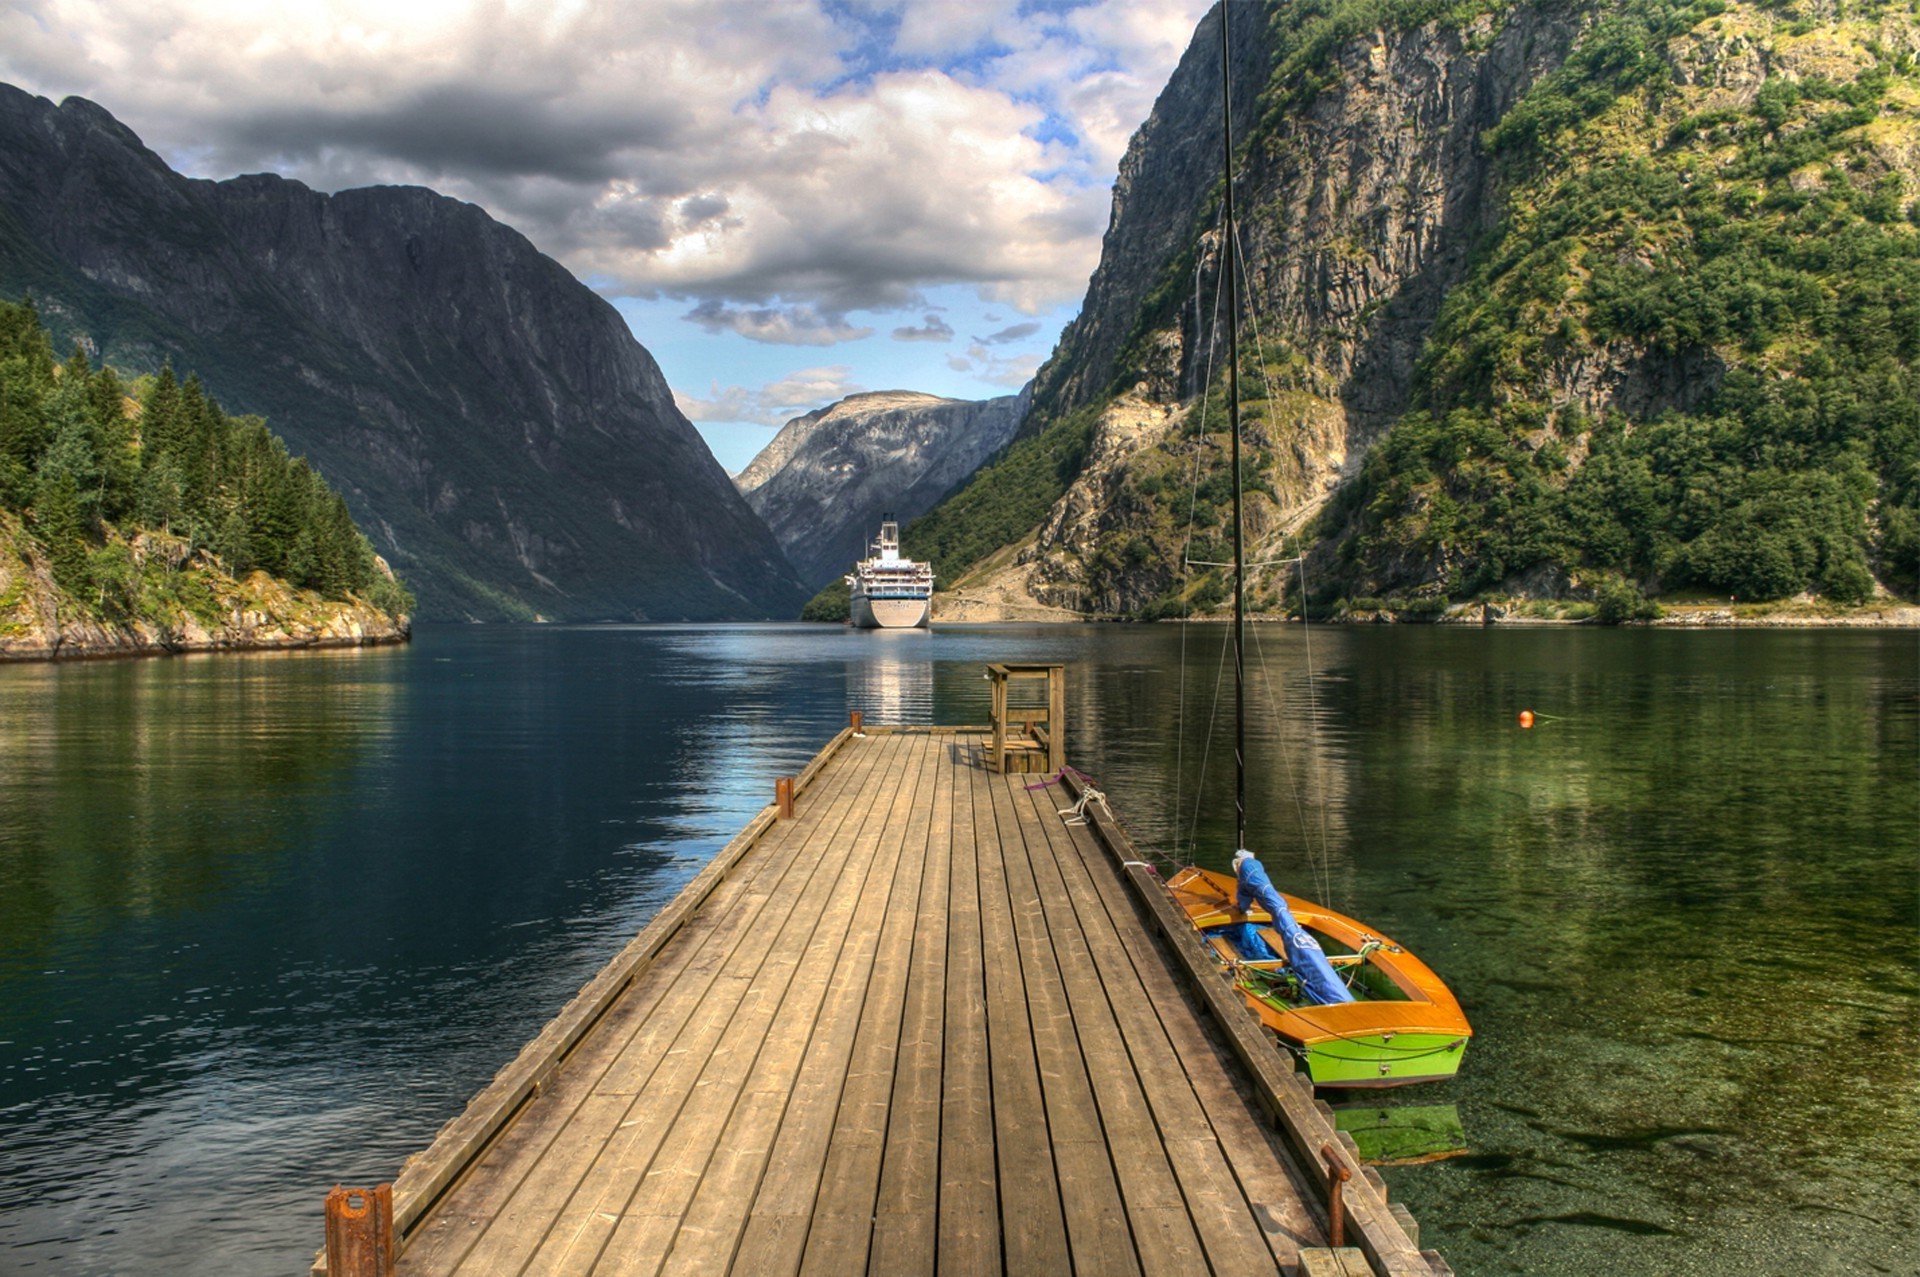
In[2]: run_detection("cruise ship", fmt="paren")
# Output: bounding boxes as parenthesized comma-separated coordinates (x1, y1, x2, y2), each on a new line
(846, 518, 933, 629)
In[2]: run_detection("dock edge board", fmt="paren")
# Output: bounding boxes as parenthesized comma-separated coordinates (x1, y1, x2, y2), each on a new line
(309, 725, 860, 1275)
(1059, 771, 1453, 1277)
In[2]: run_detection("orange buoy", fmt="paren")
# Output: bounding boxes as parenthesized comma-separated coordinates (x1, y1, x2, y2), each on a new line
(1518, 710, 1535, 729)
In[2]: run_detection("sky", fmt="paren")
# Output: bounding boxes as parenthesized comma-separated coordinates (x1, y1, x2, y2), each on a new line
(0, 0, 1217, 473)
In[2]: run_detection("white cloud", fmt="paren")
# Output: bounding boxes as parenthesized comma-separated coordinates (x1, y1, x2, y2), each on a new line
(675, 364, 866, 426)
(0, 0, 1214, 328)
(683, 300, 874, 347)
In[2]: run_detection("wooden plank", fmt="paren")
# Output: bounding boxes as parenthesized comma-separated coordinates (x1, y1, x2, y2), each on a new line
(936, 735, 1001, 1276)
(970, 758, 1072, 1274)
(586, 730, 916, 1274)
(984, 768, 1139, 1277)
(777, 735, 944, 1277)
(865, 735, 958, 1275)
(1001, 777, 1211, 1276)
(492, 734, 907, 1276)
(377, 724, 1361, 1277)
(1047, 667, 1065, 772)
(677, 731, 940, 1277)
(1059, 774, 1435, 1277)
(1028, 778, 1317, 1272)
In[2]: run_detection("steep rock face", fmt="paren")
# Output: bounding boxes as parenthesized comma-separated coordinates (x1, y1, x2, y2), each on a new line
(965, 3, 1580, 613)
(1030, 0, 1272, 419)
(738, 388, 1027, 589)
(953, 0, 1920, 615)
(0, 87, 807, 621)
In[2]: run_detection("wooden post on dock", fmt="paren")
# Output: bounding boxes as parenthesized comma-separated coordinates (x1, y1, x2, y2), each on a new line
(776, 776, 795, 820)
(850, 710, 863, 734)
(1322, 1143, 1353, 1247)
(324, 1184, 394, 1276)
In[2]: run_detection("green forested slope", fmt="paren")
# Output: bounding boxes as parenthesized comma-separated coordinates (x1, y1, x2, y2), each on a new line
(902, 0, 1920, 619)
(0, 298, 412, 638)
(1329, 0, 1920, 608)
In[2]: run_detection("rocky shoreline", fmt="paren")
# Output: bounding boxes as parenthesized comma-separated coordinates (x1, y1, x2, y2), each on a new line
(0, 606, 410, 662)
(1, 547, 411, 663)
(928, 595, 1920, 628)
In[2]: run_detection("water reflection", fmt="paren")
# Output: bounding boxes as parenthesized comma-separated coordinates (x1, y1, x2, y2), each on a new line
(845, 631, 935, 726)
(0, 649, 400, 972)
(0, 624, 1911, 1276)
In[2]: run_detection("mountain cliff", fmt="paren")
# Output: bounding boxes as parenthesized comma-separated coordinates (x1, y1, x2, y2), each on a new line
(915, 0, 1920, 618)
(737, 388, 1028, 590)
(0, 86, 807, 621)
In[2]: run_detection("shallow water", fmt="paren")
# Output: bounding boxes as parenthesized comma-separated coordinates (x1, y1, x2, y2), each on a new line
(0, 623, 1913, 1274)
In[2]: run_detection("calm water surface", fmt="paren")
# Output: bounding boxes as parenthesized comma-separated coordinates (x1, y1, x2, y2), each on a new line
(0, 623, 1913, 1274)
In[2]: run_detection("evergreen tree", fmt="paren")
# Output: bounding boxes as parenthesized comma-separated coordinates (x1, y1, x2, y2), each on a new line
(33, 470, 91, 594)
(0, 297, 409, 620)
(140, 366, 183, 470)
(38, 394, 102, 522)
(212, 506, 254, 576)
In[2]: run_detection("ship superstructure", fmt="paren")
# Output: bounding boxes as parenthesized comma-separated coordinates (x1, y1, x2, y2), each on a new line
(846, 518, 933, 629)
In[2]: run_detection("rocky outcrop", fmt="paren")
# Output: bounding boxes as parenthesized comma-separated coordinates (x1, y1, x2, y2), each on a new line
(737, 388, 1028, 589)
(0, 87, 807, 622)
(0, 517, 408, 660)
(1030, 0, 1272, 419)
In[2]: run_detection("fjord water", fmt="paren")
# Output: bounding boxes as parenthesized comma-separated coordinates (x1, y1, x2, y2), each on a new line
(0, 624, 1912, 1274)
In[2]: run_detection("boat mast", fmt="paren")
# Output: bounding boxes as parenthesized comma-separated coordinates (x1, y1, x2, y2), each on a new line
(1219, 5, 1247, 851)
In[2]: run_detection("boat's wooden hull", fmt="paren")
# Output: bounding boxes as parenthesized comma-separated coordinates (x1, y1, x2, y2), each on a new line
(1164, 867, 1471, 1087)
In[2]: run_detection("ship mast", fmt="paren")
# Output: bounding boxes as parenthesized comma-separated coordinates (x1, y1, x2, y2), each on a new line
(1219, 6, 1247, 852)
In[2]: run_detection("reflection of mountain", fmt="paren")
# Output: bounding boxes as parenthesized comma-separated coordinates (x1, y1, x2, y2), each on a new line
(846, 645, 935, 727)
(1069, 626, 1355, 872)
(0, 649, 399, 972)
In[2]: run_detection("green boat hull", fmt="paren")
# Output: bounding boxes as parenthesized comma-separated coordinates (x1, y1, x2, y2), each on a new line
(1293, 1031, 1469, 1088)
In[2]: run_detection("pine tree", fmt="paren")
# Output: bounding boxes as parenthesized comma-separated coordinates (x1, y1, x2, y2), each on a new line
(212, 506, 254, 576)
(38, 395, 102, 521)
(33, 470, 91, 594)
(140, 366, 183, 469)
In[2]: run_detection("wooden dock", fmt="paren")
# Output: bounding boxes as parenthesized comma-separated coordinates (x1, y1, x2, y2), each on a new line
(318, 722, 1446, 1276)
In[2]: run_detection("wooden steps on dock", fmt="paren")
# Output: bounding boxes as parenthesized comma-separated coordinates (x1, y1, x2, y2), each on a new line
(317, 721, 1444, 1276)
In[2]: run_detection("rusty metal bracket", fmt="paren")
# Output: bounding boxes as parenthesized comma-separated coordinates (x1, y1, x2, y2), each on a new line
(325, 1183, 394, 1276)
(1321, 1143, 1353, 1249)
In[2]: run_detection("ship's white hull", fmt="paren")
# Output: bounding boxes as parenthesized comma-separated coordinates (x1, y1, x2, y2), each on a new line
(850, 594, 931, 629)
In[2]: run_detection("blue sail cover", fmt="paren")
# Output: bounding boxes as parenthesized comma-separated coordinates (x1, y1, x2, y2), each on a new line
(1235, 855, 1354, 1006)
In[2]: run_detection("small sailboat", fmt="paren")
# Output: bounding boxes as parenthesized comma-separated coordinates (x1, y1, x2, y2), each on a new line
(1157, 8, 1470, 1089)
(1163, 866, 1470, 1086)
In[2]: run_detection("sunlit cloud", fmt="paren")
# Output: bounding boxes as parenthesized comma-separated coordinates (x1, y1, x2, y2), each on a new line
(675, 365, 868, 426)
